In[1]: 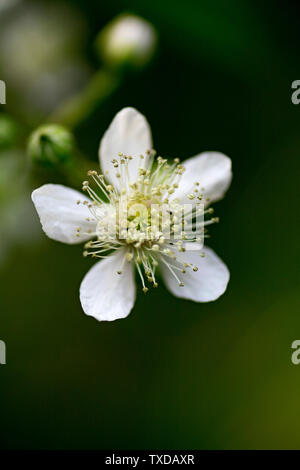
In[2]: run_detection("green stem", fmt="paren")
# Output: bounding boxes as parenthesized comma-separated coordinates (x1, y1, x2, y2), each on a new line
(48, 68, 121, 129)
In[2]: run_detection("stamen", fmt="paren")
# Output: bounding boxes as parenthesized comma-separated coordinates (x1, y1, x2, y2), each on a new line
(80, 151, 218, 292)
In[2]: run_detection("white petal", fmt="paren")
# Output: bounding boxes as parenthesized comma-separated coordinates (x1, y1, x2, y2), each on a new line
(160, 246, 229, 302)
(99, 107, 152, 189)
(174, 152, 232, 205)
(80, 248, 136, 321)
(32, 184, 96, 244)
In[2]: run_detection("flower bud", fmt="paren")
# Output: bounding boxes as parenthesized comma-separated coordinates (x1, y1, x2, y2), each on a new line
(96, 14, 157, 68)
(0, 114, 19, 150)
(27, 124, 74, 168)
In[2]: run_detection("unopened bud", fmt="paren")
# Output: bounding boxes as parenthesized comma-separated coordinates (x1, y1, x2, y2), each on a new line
(27, 124, 74, 168)
(96, 14, 157, 68)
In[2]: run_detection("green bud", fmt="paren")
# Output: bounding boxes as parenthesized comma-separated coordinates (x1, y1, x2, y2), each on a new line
(96, 14, 157, 69)
(27, 124, 74, 168)
(0, 114, 19, 150)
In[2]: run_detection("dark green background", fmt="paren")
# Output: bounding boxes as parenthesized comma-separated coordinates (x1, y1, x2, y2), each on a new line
(1, 0, 300, 449)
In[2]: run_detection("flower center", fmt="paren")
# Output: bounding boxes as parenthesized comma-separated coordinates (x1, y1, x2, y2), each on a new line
(76, 150, 219, 292)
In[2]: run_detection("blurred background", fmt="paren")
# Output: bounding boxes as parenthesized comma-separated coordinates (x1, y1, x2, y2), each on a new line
(0, 0, 300, 450)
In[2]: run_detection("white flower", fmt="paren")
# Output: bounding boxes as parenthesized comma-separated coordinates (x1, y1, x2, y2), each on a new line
(32, 107, 232, 321)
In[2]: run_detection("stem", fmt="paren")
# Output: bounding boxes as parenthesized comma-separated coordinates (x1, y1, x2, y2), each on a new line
(48, 68, 121, 129)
